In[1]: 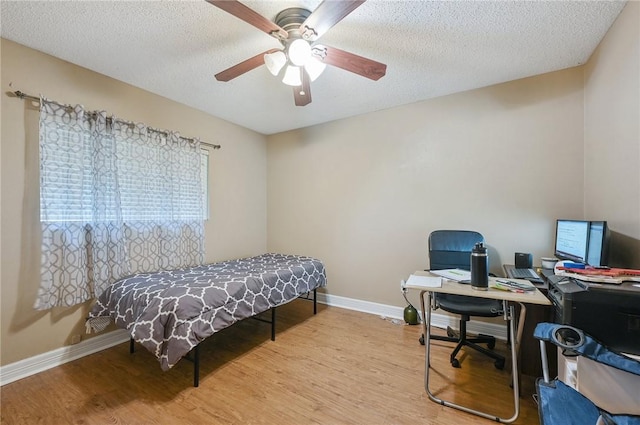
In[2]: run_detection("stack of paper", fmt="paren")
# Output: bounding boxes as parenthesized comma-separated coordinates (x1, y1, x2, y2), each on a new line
(429, 269, 471, 282)
(405, 274, 442, 288)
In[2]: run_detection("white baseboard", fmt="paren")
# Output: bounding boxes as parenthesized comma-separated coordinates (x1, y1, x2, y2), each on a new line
(316, 293, 508, 341)
(0, 294, 507, 386)
(0, 329, 130, 386)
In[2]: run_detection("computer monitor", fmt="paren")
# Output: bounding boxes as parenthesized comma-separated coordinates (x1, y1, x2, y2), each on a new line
(586, 221, 610, 267)
(554, 219, 589, 263)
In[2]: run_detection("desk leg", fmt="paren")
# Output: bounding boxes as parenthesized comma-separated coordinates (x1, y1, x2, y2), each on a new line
(419, 290, 432, 371)
(420, 292, 521, 423)
(506, 302, 520, 423)
(513, 302, 526, 397)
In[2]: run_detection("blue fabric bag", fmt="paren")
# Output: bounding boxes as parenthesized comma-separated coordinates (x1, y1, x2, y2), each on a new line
(534, 323, 640, 425)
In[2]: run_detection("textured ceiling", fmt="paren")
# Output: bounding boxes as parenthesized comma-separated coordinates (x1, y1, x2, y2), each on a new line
(1, 1, 627, 135)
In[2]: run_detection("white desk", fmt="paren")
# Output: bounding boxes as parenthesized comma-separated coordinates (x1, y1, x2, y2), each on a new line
(406, 271, 551, 423)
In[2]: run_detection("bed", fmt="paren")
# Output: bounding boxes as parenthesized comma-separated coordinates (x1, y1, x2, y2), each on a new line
(86, 253, 327, 386)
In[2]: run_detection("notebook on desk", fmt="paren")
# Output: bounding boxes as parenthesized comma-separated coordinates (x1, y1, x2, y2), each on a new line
(507, 267, 544, 283)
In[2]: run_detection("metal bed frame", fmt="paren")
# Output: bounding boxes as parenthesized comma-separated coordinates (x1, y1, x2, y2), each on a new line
(129, 289, 318, 387)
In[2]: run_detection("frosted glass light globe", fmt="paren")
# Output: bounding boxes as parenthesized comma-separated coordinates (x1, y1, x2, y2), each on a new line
(304, 56, 326, 82)
(288, 39, 312, 67)
(264, 51, 286, 76)
(282, 65, 302, 86)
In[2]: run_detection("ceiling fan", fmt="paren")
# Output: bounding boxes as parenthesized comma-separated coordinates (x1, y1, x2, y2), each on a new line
(206, 0, 387, 106)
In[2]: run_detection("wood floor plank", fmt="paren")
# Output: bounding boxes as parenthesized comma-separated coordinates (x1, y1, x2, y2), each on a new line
(1, 300, 541, 424)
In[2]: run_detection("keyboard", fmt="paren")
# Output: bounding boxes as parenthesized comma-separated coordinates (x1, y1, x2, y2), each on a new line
(508, 268, 542, 281)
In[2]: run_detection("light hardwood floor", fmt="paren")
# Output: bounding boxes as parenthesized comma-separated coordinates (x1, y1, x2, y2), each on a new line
(1, 300, 542, 424)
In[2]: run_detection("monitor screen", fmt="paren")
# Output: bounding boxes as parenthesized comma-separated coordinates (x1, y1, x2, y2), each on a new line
(554, 219, 589, 263)
(586, 221, 610, 267)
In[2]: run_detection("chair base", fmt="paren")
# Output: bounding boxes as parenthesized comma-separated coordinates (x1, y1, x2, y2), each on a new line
(420, 323, 505, 370)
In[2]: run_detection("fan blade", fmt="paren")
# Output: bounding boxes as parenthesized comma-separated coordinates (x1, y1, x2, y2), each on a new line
(301, 0, 365, 41)
(293, 69, 312, 106)
(316, 45, 386, 81)
(206, 0, 288, 39)
(215, 49, 279, 82)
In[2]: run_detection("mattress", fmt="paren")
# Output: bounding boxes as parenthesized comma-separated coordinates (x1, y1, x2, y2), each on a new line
(86, 253, 326, 370)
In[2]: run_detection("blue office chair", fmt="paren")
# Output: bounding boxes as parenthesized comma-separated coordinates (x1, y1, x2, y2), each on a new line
(419, 230, 506, 369)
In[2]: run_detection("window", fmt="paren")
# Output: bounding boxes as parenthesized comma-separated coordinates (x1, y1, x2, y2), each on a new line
(40, 128, 205, 223)
(36, 99, 205, 309)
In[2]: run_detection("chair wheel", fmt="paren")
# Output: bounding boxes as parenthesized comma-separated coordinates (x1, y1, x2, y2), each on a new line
(494, 358, 505, 370)
(419, 335, 425, 345)
(451, 358, 461, 368)
(487, 340, 495, 350)
(446, 327, 456, 338)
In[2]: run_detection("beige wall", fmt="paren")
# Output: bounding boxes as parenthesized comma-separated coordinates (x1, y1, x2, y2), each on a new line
(1, 39, 268, 366)
(267, 1, 640, 309)
(267, 69, 585, 306)
(584, 1, 640, 268)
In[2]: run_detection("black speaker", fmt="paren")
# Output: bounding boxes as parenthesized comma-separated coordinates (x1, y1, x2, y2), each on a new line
(515, 252, 532, 269)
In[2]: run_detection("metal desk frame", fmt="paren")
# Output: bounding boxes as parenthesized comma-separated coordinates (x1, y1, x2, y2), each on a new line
(408, 272, 550, 423)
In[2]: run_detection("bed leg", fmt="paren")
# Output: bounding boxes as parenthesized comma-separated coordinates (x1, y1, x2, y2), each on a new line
(194, 344, 200, 388)
(129, 338, 135, 354)
(313, 289, 317, 314)
(271, 307, 276, 341)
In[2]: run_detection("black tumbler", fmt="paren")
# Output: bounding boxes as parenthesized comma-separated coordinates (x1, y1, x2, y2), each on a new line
(471, 242, 488, 290)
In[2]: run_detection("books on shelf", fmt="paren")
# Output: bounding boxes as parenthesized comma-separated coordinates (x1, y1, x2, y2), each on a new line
(556, 266, 640, 284)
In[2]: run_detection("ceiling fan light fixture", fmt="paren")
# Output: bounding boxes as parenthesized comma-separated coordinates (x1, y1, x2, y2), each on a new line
(210, 2, 386, 107)
(287, 38, 312, 67)
(282, 65, 302, 86)
(304, 57, 326, 82)
(264, 50, 286, 76)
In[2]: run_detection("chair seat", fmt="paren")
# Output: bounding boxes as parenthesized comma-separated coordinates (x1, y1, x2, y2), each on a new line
(437, 294, 503, 317)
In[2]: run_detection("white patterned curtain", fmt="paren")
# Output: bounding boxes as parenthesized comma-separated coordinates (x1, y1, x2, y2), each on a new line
(36, 98, 204, 309)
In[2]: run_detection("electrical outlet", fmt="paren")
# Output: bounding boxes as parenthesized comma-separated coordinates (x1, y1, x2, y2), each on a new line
(71, 334, 82, 345)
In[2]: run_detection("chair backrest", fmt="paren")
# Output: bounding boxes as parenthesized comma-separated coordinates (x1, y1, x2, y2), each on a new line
(428, 230, 484, 271)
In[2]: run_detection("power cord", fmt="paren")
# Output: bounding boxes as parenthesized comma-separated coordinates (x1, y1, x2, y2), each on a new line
(401, 280, 421, 325)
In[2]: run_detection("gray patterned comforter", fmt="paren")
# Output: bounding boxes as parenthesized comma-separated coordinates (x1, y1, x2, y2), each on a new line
(86, 253, 327, 370)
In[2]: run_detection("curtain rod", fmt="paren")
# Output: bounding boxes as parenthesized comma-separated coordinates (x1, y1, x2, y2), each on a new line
(10, 90, 221, 150)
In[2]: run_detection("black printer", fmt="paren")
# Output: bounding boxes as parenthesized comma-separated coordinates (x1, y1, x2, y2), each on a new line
(546, 273, 640, 355)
